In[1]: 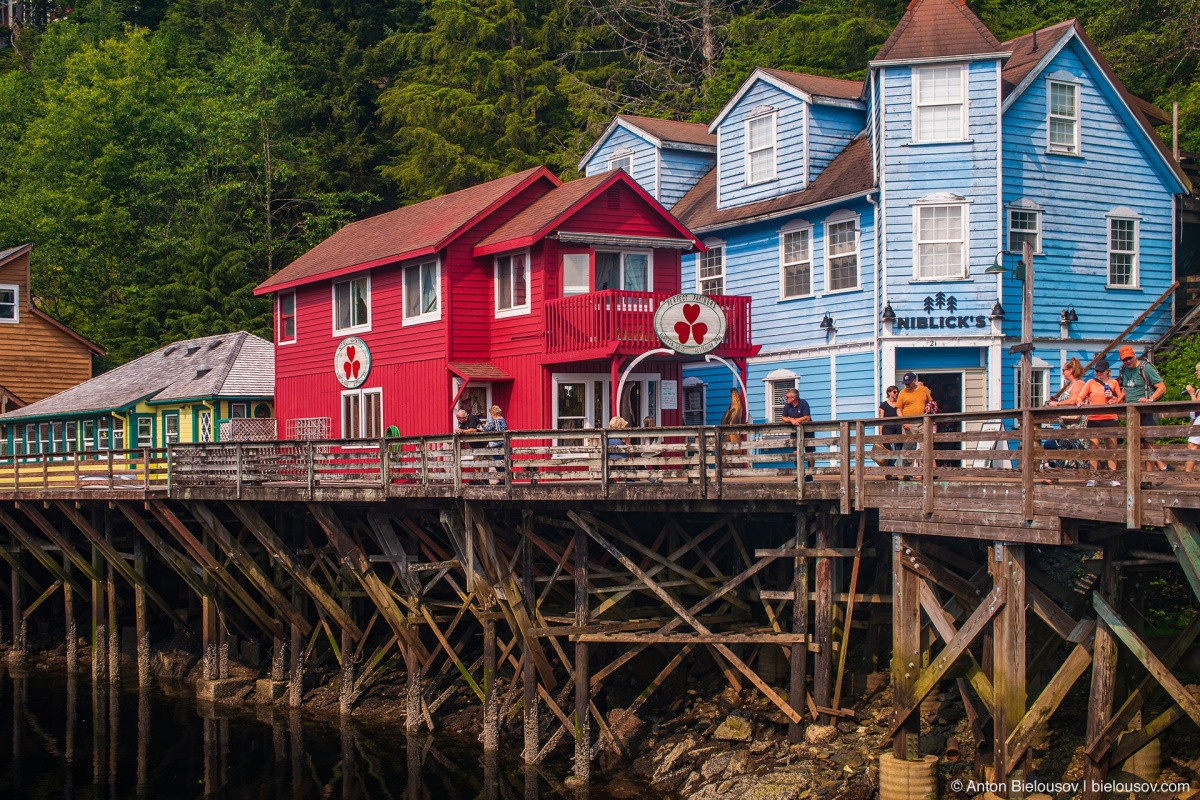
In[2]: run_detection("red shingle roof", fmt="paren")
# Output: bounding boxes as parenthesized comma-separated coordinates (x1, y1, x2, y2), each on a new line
(449, 362, 513, 382)
(616, 115, 715, 148)
(672, 137, 875, 232)
(873, 0, 1001, 62)
(256, 167, 557, 294)
(759, 68, 864, 101)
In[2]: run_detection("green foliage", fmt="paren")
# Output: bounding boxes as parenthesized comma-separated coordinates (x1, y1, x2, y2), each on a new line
(1153, 333, 1200, 400)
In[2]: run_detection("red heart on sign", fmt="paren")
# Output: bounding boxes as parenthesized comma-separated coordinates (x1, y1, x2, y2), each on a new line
(674, 320, 691, 344)
(351, 360, 360, 379)
(343, 361, 353, 380)
(692, 322, 708, 344)
(683, 303, 700, 323)
(346, 345, 356, 362)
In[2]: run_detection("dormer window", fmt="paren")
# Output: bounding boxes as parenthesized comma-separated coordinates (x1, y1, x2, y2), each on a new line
(1048, 79, 1080, 154)
(608, 149, 633, 174)
(745, 109, 777, 184)
(0, 284, 17, 323)
(914, 65, 965, 142)
(334, 275, 370, 333)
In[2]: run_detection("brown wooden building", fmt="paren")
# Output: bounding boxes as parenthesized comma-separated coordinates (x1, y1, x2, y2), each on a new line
(0, 243, 104, 410)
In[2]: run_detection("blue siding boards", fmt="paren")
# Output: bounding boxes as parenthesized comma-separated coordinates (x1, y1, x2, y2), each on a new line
(809, 105, 866, 178)
(583, 126, 657, 191)
(681, 365, 738, 425)
(835, 351, 877, 419)
(747, 357, 831, 423)
(661, 150, 716, 209)
(1001, 38, 1177, 346)
(897, 347, 984, 372)
(717, 81, 809, 209)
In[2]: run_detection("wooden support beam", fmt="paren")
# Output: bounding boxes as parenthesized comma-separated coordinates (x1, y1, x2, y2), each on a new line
(789, 512, 808, 744)
(892, 534, 921, 759)
(227, 503, 364, 641)
(0, 506, 91, 596)
(1165, 511, 1200, 604)
(1084, 541, 1122, 798)
(832, 513, 867, 712)
(573, 527, 590, 782)
(813, 511, 835, 723)
(149, 502, 284, 640)
(918, 581, 995, 713)
(991, 543, 1028, 792)
(521, 528, 540, 764)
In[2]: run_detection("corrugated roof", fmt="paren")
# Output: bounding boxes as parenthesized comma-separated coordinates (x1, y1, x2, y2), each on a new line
(615, 114, 716, 148)
(256, 167, 557, 293)
(758, 68, 864, 100)
(672, 136, 875, 231)
(0, 332, 273, 422)
(873, 0, 1002, 63)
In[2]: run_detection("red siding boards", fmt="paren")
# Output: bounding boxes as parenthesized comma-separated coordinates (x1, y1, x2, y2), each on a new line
(267, 166, 746, 440)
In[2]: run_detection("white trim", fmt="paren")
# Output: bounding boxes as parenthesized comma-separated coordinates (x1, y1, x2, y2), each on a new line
(608, 147, 634, 174)
(340, 386, 383, 440)
(715, 126, 724, 207)
(830, 354, 838, 419)
(654, 147, 662, 200)
(709, 68, 865, 132)
(550, 372, 657, 431)
(698, 240, 725, 295)
(691, 189, 872, 235)
(1046, 77, 1081, 155)
(824, 209, 861, 294)
(744, 109, 778, 185)
(494, 250, 532, 318)
(763, 374, 801, 424)
(1105, 213, 1140, 289)
(912, 200, 970, 281)
(402, 257, 442, 326)
(871, 52, 1011, 68)
(779, 220, 813, 300)
(596, 248, 654, 293)
(332, 274, 371, 335)
(913, 64, 967, 143)
(577, 116, 715, 172)
(1006, 205, 1042, 254)
(751, 341, 874, 362)
(276, 290, 297, 344)
(0, 283, 18, 324)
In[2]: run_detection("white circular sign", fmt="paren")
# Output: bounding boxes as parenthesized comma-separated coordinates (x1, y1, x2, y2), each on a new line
(653, 293, 727, 355)
(334, 336, 371, 389)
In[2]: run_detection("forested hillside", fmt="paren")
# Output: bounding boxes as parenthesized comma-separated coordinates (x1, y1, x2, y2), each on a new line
(1, 0, 1196, 365)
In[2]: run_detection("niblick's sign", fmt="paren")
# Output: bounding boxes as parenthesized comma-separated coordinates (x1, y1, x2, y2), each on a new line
(893, 293, 987, 332)
(653, 294, 727, 355)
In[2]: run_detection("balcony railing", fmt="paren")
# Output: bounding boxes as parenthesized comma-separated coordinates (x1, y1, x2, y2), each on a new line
(544, 290, 754, 358)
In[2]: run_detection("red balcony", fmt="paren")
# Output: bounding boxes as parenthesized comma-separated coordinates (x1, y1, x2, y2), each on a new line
(544, 290, 758, 362)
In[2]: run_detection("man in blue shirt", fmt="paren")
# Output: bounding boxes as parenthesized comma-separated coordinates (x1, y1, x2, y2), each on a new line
(781, 388, 814, 478)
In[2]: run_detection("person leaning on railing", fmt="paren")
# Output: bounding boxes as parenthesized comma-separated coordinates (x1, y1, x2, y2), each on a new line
(896, 372, 933, 473)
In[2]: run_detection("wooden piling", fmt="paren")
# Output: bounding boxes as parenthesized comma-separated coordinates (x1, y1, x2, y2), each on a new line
(1084, 541, 1123, 798)
(991, 542, 1027, 794)
(64, 551, 77, 672)
(788, 512, 809, 743)
(573, 525, 590, 783)
(892, 534, 921, 760)
(813, 511, 835, 724)
(91, 541, 106, 685)
(522, 531, 539, 763)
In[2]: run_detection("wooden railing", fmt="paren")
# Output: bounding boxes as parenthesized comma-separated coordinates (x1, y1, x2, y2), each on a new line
(544, 290, 754, 356)
(3, 403, 1200, 521)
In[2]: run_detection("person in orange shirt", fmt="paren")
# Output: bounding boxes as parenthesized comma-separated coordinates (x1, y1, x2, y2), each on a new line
(1079, 360, 1123, 478)
(896, 372, 934, 470)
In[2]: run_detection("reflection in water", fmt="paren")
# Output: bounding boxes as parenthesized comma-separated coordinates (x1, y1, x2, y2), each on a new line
(0, 666, 644, 800)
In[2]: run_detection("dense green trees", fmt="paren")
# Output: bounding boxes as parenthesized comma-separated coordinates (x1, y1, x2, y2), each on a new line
(0, 0, 1194, 366)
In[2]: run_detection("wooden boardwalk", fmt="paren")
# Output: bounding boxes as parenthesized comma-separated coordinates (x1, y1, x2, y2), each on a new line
(1, 402, 1198, 798)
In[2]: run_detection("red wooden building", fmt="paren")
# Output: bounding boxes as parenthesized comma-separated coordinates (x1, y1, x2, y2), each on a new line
(255, 167, 757, 439)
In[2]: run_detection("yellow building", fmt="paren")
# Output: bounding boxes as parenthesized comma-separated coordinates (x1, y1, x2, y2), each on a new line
(0, 332, 274, 455)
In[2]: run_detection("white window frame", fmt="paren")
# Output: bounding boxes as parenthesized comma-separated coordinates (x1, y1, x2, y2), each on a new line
(401, 258, 440, 325)
(1014, 365, 1051, 408)
(495, 251, 531, 317)
(779, 222, 813, 299)
(64, 420, 77, 452)
(277, 290, 297, 344)
(764, 372, 800, 424)
(682, 379, 707, 427)
(332, 275, 371, 334)
(163, 412, 180, 445)
(562, 253, 591, 297)
(1047, 79, 1081, 155)
(230, 403, 249, 418)
(596, 249, 653, 293)
(824, 211, 861, 294)
(698, 240, 725, 296)
(1106, 212, 1140, 289)
(137, 417, 153, 448)
(112, 418, 124, 451)
(82, 419, 95, 451)
(0, 283, 17, 323)
(745, 109, 777, 185)
(608, 148, 633, 174)
(341, 387, 383, 440)
(99, 417, 110, 450)
(913, 201, 969, 281)
(913, 65, 966, 143)
(1007, 206, 1042, 254)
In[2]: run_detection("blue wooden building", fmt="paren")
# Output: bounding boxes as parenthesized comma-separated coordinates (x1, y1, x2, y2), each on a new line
(581, 0, 1191, 424)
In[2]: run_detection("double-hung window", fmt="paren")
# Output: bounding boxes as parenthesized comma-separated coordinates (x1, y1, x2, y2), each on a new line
(1048, 80, 1080, 154)
(597, 251, 650, 292)
(0, 284, 17, 322)
(1007, 207, 1041, 254)
(1107, 215, 1139, 288)
(745, 110, 777, 184)
(826, 213, 860, 292)
(82, 420, 95, 451)
(277, 291, 296, 343)
(780, 225, 812, 299)
(495, 252, 530, 315)
(137, 418, 153, 448)
(766, 378, 798, 424)
(698, 243, 724, 295)
(333, 276, 370, 332)
(914, 66, 965, 142)
(915, 203, 967, 280)
(403, 259, 440, 324)
(342, 388, 383, 439)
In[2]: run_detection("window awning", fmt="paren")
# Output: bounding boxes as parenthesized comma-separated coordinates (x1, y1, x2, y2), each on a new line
(551, 231, 697, 251)
(449, 362, 514, 382)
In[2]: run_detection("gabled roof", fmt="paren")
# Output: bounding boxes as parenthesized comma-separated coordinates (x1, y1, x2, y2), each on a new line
(0, 242, 33, 266)
(672, 136, 875, 233)
(872, 0, 1003, 64)
(1001, 21, 1189, 192)
(577, 115, 715, 172)
(0, 332, 274, 423)
(255, 167, 559, 295)
(474, 170, 703, 256)
(0, 242, 106, 355)
(709, 68, 865, 132)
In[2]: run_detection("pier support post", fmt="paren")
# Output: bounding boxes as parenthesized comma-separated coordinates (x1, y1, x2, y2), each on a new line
(8, 555, 24, 665)
(91, 541, 107, 685)
(573, 525, 590, 783)
(522, 531, 539, 762)
(483, 610, 498, 753)
(891, 533, 921, 760)
(64, 552, 77, 672)
(788, 511, 809, 744)
(991, 542, 1027, 795)
(134, 538, 149, 688)
(339, 569, 355, 716)
(287, 620, 303, 708)
(813, 510, 835, 724)
(1084, 541, 1122, 798)
(106, 511, 119, 685)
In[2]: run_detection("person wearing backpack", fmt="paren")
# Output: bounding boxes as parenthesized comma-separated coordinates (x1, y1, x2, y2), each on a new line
(1080, 360, 1123, 478)
(1117, 344, 1167, 473)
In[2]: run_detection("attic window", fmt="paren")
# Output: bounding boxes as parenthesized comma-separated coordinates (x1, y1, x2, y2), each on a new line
(186, 345, 201, 356)
(163, 346, 179, 357)
(606, 186, 621, 209)
(195, 365, 212, 378)
(207, 339, 224, 351)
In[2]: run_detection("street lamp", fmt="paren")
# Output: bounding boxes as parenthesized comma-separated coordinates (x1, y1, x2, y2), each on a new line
(985, 243, 1036, 408)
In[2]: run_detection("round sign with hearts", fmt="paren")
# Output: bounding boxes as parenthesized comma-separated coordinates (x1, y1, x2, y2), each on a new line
(334, 336, 371, 389)
(652, 293, 727, 355)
